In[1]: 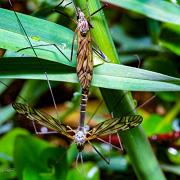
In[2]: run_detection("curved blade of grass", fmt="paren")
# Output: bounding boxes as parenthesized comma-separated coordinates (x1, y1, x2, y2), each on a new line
(0, 8, 104, 67)
(0, 57, 179, 91)
(0, 8, 75, 66)
(0, 8, 179, 91)
(103, 0, 180, 25)
(159, 23, 180, 55)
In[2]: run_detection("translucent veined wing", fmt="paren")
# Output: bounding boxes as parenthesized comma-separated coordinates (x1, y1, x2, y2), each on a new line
(76, 31, 93, 90)
(12, 103, 74, 140)
(87, 115, 143, 140)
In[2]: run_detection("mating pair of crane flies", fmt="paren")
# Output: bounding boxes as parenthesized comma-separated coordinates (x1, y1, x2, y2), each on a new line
(8, 0, 143, 163)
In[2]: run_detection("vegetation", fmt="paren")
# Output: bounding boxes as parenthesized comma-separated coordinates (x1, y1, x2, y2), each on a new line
(0, 0, 179, 179)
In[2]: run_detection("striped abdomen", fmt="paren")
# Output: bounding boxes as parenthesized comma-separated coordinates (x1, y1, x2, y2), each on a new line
(79, 88, 89, 128)
(76, 31, 93, 90)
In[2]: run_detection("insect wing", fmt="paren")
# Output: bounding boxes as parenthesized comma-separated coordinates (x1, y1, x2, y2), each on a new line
(76, 32, 93, 89)
(87, 115, 143, 140)
(12, 103, 74, 140)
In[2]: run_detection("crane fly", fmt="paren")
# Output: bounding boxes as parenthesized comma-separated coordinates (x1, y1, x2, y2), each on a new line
(54, 0, 106, 89)
(12, 102, 143, 161)
(7, 0, 107, 129)
(7, 0, 106, 135)
(54, 0, 108, 128)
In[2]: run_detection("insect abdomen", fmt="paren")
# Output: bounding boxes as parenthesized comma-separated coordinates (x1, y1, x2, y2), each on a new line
(79, 89, 88, 127)
(76, 32, 93, 90)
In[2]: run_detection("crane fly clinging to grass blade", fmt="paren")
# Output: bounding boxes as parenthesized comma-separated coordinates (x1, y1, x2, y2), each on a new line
(12, 102, 143, 163)
(53, 1, 108, 128)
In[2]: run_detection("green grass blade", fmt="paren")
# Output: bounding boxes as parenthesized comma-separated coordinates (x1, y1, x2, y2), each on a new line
(0, 8, 179, 92)
(104, 0, 180, 25)
(0, 8, 75, 66)
(0, 57, 180, 91)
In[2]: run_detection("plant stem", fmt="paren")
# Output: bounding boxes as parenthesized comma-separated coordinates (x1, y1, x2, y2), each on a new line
(75, 0, 166, 179)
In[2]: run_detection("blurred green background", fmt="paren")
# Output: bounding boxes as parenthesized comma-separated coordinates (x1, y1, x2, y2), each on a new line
(0, 0, 180, 179)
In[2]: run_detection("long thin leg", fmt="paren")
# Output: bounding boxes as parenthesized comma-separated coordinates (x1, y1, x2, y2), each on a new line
(75, 152, 85, 173)
(80, 152, 84, 172)
(87, 100, 103, 125)
(70, 28, 78, 62)
(91, 37, 110, 62)
(134, 54, 141, 68)
(90, 4, 108, 17)
(9, 0, 59, 119)
(54, 0, 65, 8)
(32, 120, 58, 135)
(110, 91, 129, 114)
(88, 140, 110, 164)
(116, 133, 123, 151)
(54, 0, 72, 9)
(52, 0, 77, 23)
(97, 137, 122, 151)
(17, 43, 70, 62)
(8, 0, 37, 57)
(107, 134, 112, 163)
(76, 152, 80, 167)
(52, 5, 77, 24)
(66, 125, 76, 133)
(92, 46, 109, 62)
(64, 2, 73, 8)
(124, 94, 156, 116)
(85, 0, 92, 26)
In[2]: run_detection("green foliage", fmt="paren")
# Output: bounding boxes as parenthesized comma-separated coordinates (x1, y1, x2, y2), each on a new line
(14, 135, 68, 180)
(0, 129, 100, 180)
(104, 0, 180, 25)
(0, 0, 180, 179)
(0, 57, 179, 91)
(0, 8, 179, 92)
(0, 128, 29, 180)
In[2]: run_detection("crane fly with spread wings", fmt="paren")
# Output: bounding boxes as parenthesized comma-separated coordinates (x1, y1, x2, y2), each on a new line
(12, 103, 143, 152)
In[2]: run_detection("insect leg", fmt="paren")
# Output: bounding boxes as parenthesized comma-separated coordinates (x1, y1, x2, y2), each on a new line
(91, 35, 110, 62)
(85, 0, 92, 25)
(97, 137, 122, 151)
(70, 28, 78, 62)
(76, 152, 80, 167)
(17, 43, 70, 62)
(66, 125, 76, 133)
(107, 134, 112, 163)
(9, 0, 59, 119)
(52, 3, 77, 24)
(53, 0, 66, 8)
(89, 4, 108, 17)
(80, 152, 84, 170)
(87, 100, 103, 125)
(88, 140, 110, 164)
(124, 94, 156, 116)
(54, 0, 73, 9)
(83, 0, 107, 27)
(32, 120, 58, 135)
(92, 46, 109, 62)
(133, 54, 141, 68)
(116, 132, 123, 151)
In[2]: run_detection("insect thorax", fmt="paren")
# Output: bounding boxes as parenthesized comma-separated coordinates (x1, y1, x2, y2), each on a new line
(77, 8, 90, 36)
(74, 127, 87, 150)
